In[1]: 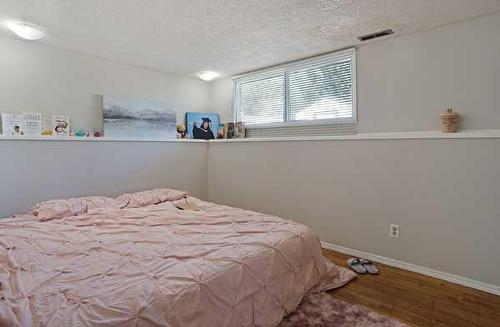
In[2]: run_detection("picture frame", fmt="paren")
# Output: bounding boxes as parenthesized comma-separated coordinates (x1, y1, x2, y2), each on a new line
(102, 96, 177, 140)
(185, 112, 220, 139)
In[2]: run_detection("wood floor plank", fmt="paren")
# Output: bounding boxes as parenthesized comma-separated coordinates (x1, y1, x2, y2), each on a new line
(322, 248, 500, 327)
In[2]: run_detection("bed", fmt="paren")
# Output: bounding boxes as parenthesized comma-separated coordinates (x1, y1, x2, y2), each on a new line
(0, 189, 354, 326)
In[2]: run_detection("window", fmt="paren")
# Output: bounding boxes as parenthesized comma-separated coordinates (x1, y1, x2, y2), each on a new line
(233, 48, 356, 130)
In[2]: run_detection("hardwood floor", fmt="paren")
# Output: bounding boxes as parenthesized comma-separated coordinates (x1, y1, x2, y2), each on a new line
(322, 249, 500, 327)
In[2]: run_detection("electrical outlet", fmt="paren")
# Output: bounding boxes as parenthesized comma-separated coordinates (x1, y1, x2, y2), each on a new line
(390, 224, 400, 238)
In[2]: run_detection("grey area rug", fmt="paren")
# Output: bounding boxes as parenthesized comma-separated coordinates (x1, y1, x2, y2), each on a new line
(280, 292, 407, 327)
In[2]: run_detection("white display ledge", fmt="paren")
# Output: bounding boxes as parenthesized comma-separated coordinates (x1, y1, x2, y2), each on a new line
(0, 136, 206, 143)
(1, 130, 500, 143)
(209, 129, 500, 143)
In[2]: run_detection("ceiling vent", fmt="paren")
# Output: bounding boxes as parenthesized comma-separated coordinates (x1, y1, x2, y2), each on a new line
(357, 29, 394, 41)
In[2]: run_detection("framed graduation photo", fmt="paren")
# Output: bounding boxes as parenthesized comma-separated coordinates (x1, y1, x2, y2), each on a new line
(185, 112, 220, 140)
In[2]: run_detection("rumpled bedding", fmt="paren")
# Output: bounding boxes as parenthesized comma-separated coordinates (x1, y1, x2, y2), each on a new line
(29, 196, 120, 221)
(0, 194, 354, 326)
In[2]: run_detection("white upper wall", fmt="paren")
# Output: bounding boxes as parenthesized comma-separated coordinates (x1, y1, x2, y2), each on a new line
(0, 36, 212, 130)
(211, 11, 500, 131)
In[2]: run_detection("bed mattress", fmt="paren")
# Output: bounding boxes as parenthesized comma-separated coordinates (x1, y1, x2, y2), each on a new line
(0, 196, 353, 326)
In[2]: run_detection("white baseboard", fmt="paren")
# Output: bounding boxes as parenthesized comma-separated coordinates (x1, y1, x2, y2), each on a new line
(321, 241, 500, 296)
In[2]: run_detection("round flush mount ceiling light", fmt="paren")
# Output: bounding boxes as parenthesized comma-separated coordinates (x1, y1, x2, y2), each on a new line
(197, 71, 219, 81)
(5, 21, 45, 40)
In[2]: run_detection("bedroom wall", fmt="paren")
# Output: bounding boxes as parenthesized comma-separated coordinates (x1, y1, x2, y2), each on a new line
(206, 12, 500, 288)
(207, 139, 500, 287)
(0, 140, 207, 218)
(211, 11, 500, 131)
(0, 36, 213, 217)
(0, 36, 212, 130)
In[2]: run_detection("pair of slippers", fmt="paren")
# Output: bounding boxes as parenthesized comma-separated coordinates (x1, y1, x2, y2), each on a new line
(347, 258, 379, 274)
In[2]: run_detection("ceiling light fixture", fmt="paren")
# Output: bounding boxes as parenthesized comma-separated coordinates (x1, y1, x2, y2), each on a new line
(197, 71, 219, 81)
(5, 21, 45, 40)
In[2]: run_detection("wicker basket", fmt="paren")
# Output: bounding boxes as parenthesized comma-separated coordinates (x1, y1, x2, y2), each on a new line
(440, 108, 461, 133)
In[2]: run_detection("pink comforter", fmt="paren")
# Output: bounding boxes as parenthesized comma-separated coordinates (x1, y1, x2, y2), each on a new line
(0, 197, 353, 326)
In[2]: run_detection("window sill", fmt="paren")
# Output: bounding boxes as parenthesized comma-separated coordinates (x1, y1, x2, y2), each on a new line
(0, 136, 207, 143)
(209, 129, 500, 143)
(2, 130, 500, 143)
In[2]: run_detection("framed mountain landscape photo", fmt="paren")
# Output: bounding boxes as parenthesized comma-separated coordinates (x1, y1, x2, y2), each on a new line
(102, 96, 177, 140)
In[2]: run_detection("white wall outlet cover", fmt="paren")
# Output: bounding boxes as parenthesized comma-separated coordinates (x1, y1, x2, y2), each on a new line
(390, 224, 400, 238)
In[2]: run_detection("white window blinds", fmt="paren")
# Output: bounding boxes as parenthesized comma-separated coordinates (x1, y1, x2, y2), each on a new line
(234, 48, 356, 132)
(238, 74, 285, 124)
(288, 58, 353, 121)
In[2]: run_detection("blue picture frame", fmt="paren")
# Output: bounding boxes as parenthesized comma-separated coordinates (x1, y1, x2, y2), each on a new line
(185, 112, 220, 139)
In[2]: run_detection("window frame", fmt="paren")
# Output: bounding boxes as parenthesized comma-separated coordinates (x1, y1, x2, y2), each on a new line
(233, 48, 357, 129)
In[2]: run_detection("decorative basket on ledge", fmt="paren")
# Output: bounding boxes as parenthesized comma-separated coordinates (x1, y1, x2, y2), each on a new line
(440, 108, 461, 133)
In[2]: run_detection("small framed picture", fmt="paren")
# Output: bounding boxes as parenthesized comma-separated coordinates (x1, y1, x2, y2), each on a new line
(52, 115, 70, 136)
(1, 113, 25, 136)
(224, 121, 245, 139)
(185, 112, 220, 139)
(234, 122, 245, 138)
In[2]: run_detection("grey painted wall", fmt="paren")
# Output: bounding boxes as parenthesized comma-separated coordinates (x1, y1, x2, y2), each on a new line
(206, 12, 500, 288)
(211, 11, 500, 131)
(207, 139, 500, 286)
(0, 140, 207, 217)
(0, 36, 212, 217)
(0, 36, 212, 130)
(2, 136, 499, 288)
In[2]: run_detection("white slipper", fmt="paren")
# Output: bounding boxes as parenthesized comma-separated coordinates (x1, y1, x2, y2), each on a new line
(360, 259, 379, 274)
(347, 258, 367, 274)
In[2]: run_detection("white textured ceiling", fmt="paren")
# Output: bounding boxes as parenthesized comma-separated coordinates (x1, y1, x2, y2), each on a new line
(1, 0, 500, 79)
